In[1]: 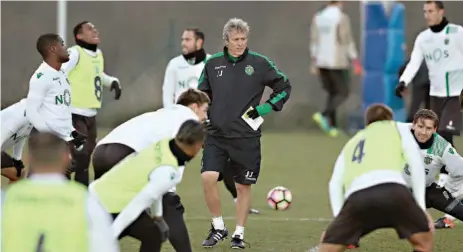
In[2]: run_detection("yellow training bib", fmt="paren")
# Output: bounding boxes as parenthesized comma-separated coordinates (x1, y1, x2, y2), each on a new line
(342, 121, 406, 191)
(68, 45, 104, 108)
(2, 180, 89, 252)
(93, 138, 179, 213)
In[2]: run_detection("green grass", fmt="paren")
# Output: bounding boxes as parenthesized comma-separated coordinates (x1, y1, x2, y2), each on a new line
(3, 131, 463, 251)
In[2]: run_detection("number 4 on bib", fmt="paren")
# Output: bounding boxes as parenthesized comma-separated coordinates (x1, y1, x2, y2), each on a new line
(352, 139, 366, 163)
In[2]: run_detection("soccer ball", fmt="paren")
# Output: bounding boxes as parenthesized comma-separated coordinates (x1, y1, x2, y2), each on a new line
(267, 186, 292, 211)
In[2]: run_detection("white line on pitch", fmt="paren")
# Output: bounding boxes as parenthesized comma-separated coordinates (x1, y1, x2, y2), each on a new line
(184, 216, 462, 224)
(184, 216, 332, 222)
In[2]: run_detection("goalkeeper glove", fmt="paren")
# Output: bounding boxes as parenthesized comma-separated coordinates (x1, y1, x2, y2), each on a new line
(110, 80, 122, 100)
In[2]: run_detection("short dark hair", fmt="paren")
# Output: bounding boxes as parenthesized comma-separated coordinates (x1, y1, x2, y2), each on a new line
(175, 120, 206, 145)
(413, 109, 439, 128)
(73, 21, 89, 39)
(364, 103, 394, 126)
(36, 33, 61, 57)
(176, 88, 210, 106)
(28, 132, 69, 166)
(185, 28, 205, 41)
(425, 1, 445, 9)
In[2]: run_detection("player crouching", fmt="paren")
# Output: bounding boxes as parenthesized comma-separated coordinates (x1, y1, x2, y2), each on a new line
(319, 104, 434, 252)
(1, 99, 33, 182)
(89, 120, 206, 252)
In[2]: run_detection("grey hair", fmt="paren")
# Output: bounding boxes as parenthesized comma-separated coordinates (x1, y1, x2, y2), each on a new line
(222, 18, 250, 44)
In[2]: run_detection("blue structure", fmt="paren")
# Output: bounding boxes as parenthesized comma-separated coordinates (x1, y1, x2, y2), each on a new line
(362, 1, 406, 122)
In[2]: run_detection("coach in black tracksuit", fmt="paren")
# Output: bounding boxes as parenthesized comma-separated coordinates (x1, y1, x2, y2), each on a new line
(198, 18, 292, 249)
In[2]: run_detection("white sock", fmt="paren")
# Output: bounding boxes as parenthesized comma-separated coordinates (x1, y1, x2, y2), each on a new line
(233, 225, 245, 239)
(212, 216, 225, 230)
(445, 214, 456, 221)
(234, 198, 237, 204)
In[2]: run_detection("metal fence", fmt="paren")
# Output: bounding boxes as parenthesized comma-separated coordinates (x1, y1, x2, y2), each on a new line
(2, 1, 463, 128)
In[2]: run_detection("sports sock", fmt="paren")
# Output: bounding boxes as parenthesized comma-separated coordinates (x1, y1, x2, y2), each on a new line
(212, 216, 225, 230)
(233, 226, 245, 239)
(234, 198, 237, 203)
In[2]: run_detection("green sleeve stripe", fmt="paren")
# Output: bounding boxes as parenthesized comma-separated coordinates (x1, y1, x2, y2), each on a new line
(249, 51, 288, 82)
(269, 91, 287, 105)
(198, 52, 224, 87)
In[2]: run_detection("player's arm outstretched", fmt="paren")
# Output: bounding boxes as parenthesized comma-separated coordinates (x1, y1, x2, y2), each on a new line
(328, 151, 346, 217)
(442, 145, 463, 178)
(397, 123, 427, 210)
(396, 35, 425, 97)
(162, 59, 177, 107)
(62, 47, 121, 99)
(441, 145, 463, 198)
(111, 165, 180, 238)
(87, 194, 120, 252)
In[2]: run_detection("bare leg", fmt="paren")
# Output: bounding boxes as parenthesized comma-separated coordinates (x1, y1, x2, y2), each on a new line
(407, 232, 433, 252)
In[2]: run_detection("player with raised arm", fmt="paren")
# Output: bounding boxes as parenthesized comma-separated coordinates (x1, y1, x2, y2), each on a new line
(26, 34, 86, 155)
(396, 1, 463, 186)
(401, 109, 463, 229)
(2, 132, 119, 252)
(89, 120, 206, 252)
(0, 99, 31, 182)
(319, 104, 433, 252)
(92, 89, 208, 252)
(61, 21, 121, 186)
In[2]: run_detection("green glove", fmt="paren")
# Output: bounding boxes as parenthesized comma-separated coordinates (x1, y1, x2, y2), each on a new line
(247, 103, 273, 119)
(256, 103, 273, 116)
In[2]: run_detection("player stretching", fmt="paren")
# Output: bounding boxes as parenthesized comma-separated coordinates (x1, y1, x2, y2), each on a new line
(26, 34, 86, 165)
(62, 21, 121, 186)
(396, 1, 463, 189)
(90, 120, 206, 252)
(402, 109, 463, 229)
(92, 89, 208, 252)
(0, 99, 31, 182)
(319, 104, 433, 252)
(2, 132, 119, 252)
(162, 28, 259, 214)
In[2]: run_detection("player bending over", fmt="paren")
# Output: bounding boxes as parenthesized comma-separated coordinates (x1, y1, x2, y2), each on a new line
(402, 109, 463, 229)
(89, 120, 206, 252)
(0, 99, 32, 182)
(319, 104, 433, 252)
(92, 89, 208, 252)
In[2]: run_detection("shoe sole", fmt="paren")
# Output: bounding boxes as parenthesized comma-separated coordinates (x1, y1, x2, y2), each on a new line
(202, 238, 228, 248)
(231, 246, 245, 249)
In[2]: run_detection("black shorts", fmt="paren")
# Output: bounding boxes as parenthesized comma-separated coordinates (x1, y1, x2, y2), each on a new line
(1, 151, 14, 168)
(430, 96, 462, 135)
(426, 182, 462, 214)
(319, 68, 349, 95)
(323, 183, 429, 245)
(92, 143, 135, 179)
(201, 135, 261, 185)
